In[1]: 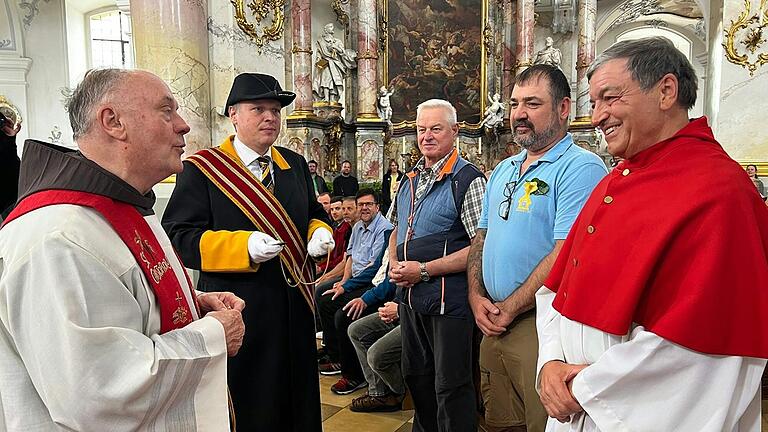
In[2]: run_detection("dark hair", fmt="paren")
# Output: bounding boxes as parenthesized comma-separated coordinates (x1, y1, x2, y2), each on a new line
(330, 195, 344, 204)
(317, 192, 330, 199)
(342, 160, 352, 166)
(355, 188, 378, 203)
(513, 64, 571, 105)
(747, 164, 759, 178)
(342, 196, 357, 203)
(587, 36, 697, 110)
(308, 160, 318, 166)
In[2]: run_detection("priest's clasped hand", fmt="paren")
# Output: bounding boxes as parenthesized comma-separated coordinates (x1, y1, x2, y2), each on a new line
(198, 291, 246, 313)
(248, 231, 284, 263)
(307, 228, 335, 258)
(538, 360, 587, 423)
(208, 308, 245, 357)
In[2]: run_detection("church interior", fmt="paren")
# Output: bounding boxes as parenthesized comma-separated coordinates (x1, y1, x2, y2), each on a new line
(1, 0, 766, 430)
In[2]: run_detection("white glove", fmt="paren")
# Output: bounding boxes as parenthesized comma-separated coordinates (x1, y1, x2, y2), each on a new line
(307, 228, 335, 258)
(247, 231, 284, 263)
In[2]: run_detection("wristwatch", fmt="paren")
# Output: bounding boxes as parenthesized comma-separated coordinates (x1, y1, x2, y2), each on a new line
(419, 262, 430, 282)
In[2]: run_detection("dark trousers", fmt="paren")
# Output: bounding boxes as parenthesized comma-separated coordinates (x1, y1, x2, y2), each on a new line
(400, 304, 477, 432)
(316, 286, 378, 380)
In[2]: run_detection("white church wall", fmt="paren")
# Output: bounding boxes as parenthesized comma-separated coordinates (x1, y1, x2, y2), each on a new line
(64, 1, 87, 88)
(21, 0, 74, 148)
(0, 0, 30, 156)
(706, 0, 768, 163)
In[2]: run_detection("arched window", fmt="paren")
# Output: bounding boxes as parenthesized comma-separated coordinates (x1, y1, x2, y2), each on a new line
(88, 9, 133, 68)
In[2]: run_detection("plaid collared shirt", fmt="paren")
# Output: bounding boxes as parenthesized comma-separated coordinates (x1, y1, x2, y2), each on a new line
(389, 151, 486, 238)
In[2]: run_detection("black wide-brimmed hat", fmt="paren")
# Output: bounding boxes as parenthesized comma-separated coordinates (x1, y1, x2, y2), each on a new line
(225, 73, 296, 116)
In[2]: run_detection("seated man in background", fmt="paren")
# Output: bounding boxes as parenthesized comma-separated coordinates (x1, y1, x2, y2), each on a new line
(317, 196, 353, 276)
(316, 189, 392, 389)
(317, 192, 331, 217)
(347, 251, 405, 412)
(329, 196, 344, 228)
(316, 196, 358, 285)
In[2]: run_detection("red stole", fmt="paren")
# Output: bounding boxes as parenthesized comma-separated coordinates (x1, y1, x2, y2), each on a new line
(186, 147, 315, 311)
(546, 117, 768, 358)
(3, 190, 198, 334)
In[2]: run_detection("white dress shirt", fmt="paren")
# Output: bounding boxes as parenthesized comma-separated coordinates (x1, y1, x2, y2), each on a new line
(233, 135, 272, 179)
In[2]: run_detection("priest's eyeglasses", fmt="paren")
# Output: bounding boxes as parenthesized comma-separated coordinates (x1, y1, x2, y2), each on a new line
(498, 180, 518, 220)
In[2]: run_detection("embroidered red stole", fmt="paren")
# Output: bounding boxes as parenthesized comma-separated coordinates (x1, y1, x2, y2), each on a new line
(187, 147, 315, 311)
(3, 190, 198, 333)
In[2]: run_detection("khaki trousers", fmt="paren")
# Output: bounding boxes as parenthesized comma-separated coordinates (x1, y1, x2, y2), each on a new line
(479, 310, 547, 432)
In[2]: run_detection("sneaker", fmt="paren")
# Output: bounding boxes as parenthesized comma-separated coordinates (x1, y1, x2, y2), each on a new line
(316, 346, 327, 359)
(319, 361, 342, 375)
(330, 377, 367, 395)
(350, 394, 403, 412)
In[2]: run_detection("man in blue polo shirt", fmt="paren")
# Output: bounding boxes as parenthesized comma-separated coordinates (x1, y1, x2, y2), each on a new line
(468, 64, 607, 432)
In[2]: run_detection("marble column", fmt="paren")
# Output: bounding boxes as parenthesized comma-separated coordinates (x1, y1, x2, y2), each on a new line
(574, 0, 597, 122)
(502, 0, 516, 109)
(354, 0, 386, 181)
(131, 0, 211, 154)
(356, 0, 379, 121)
(290, 0, 314, 117)
(515, 0, 535, 74)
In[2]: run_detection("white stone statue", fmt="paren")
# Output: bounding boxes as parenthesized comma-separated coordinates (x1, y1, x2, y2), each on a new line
(312, 23, 357, 103)
(377, 86, 394, 121)
(534, 37, 562, 69)
(480, 93, 505, 129)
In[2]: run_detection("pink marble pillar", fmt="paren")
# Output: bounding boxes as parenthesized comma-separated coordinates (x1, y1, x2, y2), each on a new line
(290, 0, 313, 116)
(575, 0, 597, 121)
(357, 0, 379, 120)
(502, 0, 516, 112)
(131, 0, 211, 153)
(516, 0, 535, 74)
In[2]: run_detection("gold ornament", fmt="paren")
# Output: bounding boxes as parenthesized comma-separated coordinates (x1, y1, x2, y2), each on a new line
(723, 0, 768, 76)
(231, 0, 285, 48)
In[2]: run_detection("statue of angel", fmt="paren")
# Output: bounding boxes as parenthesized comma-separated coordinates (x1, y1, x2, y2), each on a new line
(377, 86, 395, 122)
(480, 93, 505, 129)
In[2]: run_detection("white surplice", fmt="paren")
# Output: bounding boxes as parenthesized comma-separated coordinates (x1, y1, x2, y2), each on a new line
(0, 204, 230, 431)
(535, 286, 765, 432)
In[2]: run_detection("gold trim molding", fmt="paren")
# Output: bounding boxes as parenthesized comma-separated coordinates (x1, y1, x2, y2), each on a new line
(231, 0, 285, 48)
(723, 0, 768, 76)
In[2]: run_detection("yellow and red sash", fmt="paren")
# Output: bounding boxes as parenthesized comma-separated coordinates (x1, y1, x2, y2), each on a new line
(3, 190, 199, 333)
(187, 147, 315, 311)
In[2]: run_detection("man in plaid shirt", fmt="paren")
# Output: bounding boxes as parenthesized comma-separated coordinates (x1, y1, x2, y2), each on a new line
(387, 99, 486, 431)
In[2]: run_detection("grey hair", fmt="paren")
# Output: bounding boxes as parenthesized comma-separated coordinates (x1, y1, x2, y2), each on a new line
(587, 36, 698, 110)
(416, 99, 457, 125)
(67, 68, 133, 140)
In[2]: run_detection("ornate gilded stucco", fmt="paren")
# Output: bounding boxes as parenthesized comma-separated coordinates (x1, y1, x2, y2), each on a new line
(723, 0, 768, 76)
(230, 0, 285, 48)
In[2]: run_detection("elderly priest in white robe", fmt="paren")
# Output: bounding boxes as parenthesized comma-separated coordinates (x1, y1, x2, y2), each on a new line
(0, 69, 244, 431)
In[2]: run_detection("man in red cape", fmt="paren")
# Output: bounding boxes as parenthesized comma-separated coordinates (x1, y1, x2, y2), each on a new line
(536, 37, 768, 431)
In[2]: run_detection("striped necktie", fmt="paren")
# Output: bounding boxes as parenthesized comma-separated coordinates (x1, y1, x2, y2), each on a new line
(257, 155, 273, 191)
